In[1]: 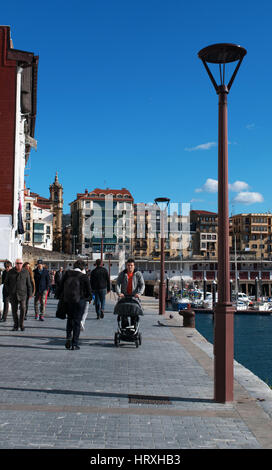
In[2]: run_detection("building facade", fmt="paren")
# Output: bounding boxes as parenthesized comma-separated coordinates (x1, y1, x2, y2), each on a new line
(0, 26, 38, 265)
(23, 188, 53, 251)
(70, 188, 134, 257)
(25, 173, 63, 252)
(231, 213, 272, 260)
(190, 210, 218, 258)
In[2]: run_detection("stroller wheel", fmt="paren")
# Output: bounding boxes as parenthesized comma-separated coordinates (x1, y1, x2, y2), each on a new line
(114, 332, 120, 347)
(138, 333, 142, 345)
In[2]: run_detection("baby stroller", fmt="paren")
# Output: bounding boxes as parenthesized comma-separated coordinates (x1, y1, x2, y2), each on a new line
(113, 295, 143, 348)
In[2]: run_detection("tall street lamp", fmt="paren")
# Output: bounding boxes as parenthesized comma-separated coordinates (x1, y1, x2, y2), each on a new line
(155, 197, 170, 315)
(198, 43, 247, 403)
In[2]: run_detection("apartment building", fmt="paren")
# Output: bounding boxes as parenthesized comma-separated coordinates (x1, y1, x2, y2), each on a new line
(231, 213, 272, 260)
(70, 188, 134, 257)
(190, 210, 218, 258)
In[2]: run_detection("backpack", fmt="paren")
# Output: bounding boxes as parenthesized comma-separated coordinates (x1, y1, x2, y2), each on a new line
(63, 273, 81, 303)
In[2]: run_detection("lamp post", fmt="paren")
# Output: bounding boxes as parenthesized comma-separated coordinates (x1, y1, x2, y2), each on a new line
(198, 43, 246, 403)
(155, 197, 170, 315)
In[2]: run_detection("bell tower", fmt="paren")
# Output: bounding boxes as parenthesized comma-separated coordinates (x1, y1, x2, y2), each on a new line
(49, 172, 63, 252)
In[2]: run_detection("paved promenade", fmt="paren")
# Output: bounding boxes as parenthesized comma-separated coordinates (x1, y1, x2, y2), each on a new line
(0, 293, 272, 451)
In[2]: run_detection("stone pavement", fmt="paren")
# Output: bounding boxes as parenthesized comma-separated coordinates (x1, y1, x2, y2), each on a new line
(0, 293, 272, 451)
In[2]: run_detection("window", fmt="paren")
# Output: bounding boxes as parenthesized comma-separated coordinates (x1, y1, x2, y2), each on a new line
(25, 232, 30, 242)
(34, 233, 43, 243)
(46, 226, 50, 234)
(26, 222, 31, 231)
(26, 203, 31, 211)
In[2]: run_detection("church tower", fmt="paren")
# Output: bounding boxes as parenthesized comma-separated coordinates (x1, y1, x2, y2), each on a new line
(49, 172, 63, 252)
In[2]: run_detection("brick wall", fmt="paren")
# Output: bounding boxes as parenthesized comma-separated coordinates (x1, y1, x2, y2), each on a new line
(0, 27, 16, 216)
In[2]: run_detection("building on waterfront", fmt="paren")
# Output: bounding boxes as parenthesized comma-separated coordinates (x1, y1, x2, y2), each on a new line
(132, 203, 191, 260)
(231, 213, 272, 260)
(190, 210, 218, 258)
(70, 188, 134, 258)
(0, 26, 38, 266)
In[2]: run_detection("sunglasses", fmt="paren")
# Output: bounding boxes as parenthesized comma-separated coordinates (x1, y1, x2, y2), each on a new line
(16, 262, 23, 265)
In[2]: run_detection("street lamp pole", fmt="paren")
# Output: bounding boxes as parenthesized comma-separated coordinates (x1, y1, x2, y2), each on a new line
(198, 43, 246, 403)
(155, 197, 170, 315)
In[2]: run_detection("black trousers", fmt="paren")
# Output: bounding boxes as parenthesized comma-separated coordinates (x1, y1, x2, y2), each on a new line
(10, 298, 26, 329)
(2, 295, 10, 320)
(66, 299, 85, 346)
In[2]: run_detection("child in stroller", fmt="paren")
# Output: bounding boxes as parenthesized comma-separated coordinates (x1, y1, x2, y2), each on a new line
(114, 295, 143, 347)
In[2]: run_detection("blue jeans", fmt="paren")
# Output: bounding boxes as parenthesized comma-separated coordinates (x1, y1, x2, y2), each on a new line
(94, 289, 107, 316)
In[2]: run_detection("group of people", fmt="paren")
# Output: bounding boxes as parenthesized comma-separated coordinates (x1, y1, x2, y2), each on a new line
(0, 258, 52, 330)
(0, 256, 145, 351)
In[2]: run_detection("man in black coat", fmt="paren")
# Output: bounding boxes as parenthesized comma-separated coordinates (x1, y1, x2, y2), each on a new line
(33, 260, 50, 321)
(56, 259, 92, 350)
(90, 259, 110, 319)
(4, 258, 32, 331)
(1, 260, 12, 322)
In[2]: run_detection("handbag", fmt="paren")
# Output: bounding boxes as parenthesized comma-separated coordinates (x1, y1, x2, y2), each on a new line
(56, 298, 67, 319)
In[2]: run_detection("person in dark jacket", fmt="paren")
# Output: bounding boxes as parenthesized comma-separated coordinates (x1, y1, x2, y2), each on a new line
(1, 260, 12, 322)
(33, 260, 50, 321)
(56, 259, 92, 350)
(4, 258, 32, 331)
(90, 259, 110, 319)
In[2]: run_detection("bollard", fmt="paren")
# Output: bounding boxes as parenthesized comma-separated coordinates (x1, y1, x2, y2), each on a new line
(180, 308, 195, 328)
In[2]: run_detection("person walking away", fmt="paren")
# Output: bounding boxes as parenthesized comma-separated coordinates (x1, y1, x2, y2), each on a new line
(49, 270, 56, 298)
(22, 262, 35, 320)
(1, 260, 12, 322)
(33, 260, 50, 321)
(55, 267, 64, 295)
(116, 258, 145, 328)
(90, 259, 110, 319)
(56, 260, 92, 350)
(4, 258, 32, 331)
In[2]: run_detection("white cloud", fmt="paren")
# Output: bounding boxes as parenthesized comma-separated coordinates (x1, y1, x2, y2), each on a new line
(229, 181, 250, 192)
(233, 192, 264, 205)
(185, 142, 217, 152)
(190, 198, 205, 203)
(195, 178, 218, 193)
(196, 179, 251, 194)
(246, 123, 255, 130)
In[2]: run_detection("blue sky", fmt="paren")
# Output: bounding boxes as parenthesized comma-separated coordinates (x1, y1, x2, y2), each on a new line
(3, 0, 272, 213)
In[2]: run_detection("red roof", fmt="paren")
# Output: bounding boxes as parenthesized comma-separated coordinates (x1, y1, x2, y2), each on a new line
(75, 188, 134, 202)
(190, 210, 217, 216)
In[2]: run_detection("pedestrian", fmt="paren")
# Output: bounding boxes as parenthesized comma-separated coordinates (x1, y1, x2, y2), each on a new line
(55, 267, 64, 293)
(0, 260, 13, 322)
(90, 259, 110, 319)
(22, 262, 35, 320)
(116, 258, 145, 328)
(4, 258, 32, 331)
(56, 259, 92, 350)
(33, 259, 50, 321)
(49, 270, 56, 298)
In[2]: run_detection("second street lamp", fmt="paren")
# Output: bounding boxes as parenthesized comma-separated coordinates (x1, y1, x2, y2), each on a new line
(155, 197, 170, 315)
(198, 43, 247, 403)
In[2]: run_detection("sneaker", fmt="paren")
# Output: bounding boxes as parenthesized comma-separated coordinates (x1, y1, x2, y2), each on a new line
(100, 311, 104, 319)
(39, 315, 44, 321)
(72, 345, 80, 350)
(35, 314, 39, 320)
